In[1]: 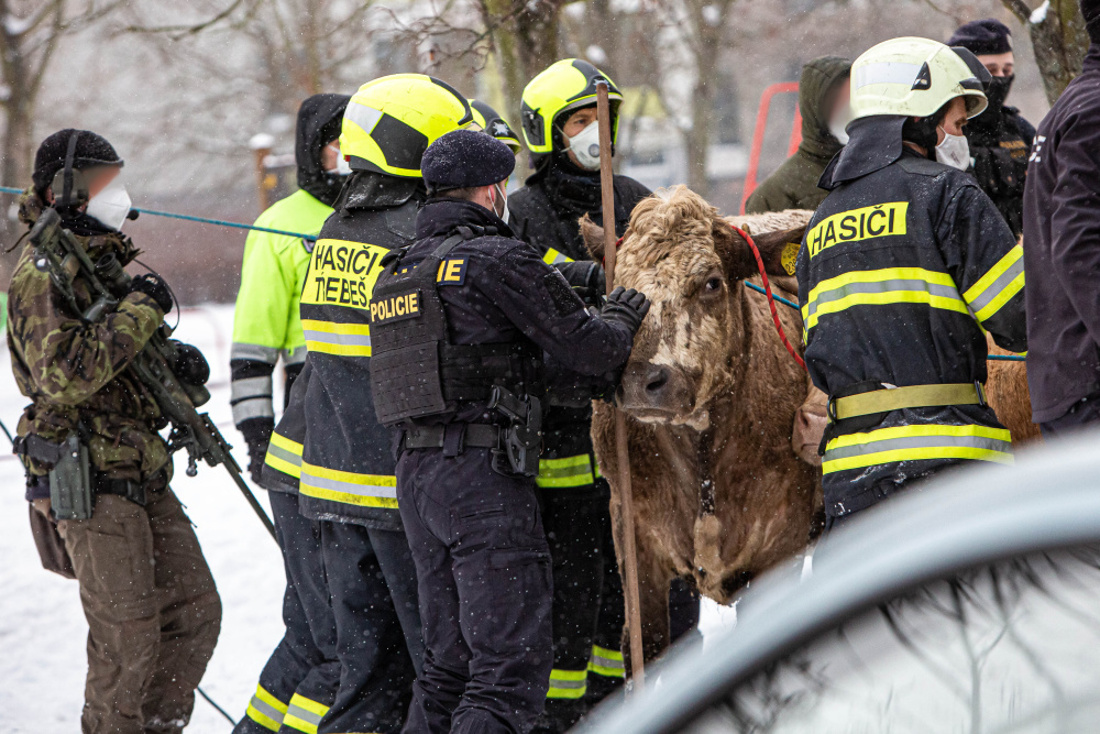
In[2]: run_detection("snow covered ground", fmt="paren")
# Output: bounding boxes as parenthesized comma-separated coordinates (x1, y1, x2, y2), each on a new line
(0, 303, 734, 733)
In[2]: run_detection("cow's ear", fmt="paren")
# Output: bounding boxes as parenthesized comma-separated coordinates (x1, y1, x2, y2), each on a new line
(750, 226, 808, 278)
(579, 214, 605, 260)
(716, 220, 807, 281)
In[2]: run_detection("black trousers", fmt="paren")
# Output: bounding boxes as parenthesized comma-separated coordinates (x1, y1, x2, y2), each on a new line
(398, 448, 553, 734)
(535, 484, 701, 733)
(235, 490, 340, 734)
(316, 520, 423, 734)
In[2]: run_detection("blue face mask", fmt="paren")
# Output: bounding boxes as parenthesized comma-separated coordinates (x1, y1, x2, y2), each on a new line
(490, 182, 509, 224)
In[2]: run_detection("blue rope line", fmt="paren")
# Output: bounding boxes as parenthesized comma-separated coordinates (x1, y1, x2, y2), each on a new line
(0, 184, 1029, 364)
(0, 185, 317, 242)
(744, 280, 799, 310)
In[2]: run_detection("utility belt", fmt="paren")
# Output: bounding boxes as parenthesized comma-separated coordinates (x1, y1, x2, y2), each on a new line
(827, 382, 987, 422)
(823, 381, 987, 448)
(400, 386, 542, 478)
(16, 433, 166, 520)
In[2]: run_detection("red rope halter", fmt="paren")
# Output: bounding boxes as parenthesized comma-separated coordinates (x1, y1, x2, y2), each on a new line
(729, 224, 806, 371)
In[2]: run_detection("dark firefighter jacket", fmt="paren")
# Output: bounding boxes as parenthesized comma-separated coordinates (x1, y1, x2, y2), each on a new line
(797, 124, 1026, 518)
(965, 101, 1035, 238)
(293, 172, 425, 529)
(397, 197, 632, 429)
(230, 94, 349, 458)
(745, 56, 851, 214)
(508, 157, 650, 488)
(7, 191, 170, 492)
(1023, 44, 1100, 424)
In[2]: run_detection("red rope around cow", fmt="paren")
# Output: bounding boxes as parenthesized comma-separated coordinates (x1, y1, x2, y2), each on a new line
(730, 224, 807, 371)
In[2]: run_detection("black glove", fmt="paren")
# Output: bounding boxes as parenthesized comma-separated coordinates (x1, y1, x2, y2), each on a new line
(553, 260, 606, 292)
(240, 418, 274, 486)
(129, 273, 173, 313)
(170, 341, 210, 385)
(600, 286, 651, 336)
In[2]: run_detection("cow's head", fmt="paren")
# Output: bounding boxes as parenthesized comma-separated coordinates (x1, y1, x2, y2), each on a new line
(583, 185, 804, 431)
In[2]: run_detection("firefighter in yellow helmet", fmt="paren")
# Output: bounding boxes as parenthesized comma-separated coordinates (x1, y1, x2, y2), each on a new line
(797, 38, 1026, 531)
(264, 74, 472, 733)
(508, 59, 701, 733)
(469, 98, 523, 153)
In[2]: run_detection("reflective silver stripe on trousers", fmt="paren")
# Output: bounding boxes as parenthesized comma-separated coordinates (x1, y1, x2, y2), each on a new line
(804, 279, 963, 320)
(967, 258, 1024, 316)
(824, 434, 1013, 462)
(231, 342, 280, 363)
(247, 693, 284, 728)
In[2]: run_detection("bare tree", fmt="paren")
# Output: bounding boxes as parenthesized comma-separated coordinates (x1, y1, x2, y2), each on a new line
(0, 1, 122, 195)
(1002, 0, 1089, 103)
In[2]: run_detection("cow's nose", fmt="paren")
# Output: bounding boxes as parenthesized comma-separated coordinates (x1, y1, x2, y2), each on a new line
(645, 365, 670, 395)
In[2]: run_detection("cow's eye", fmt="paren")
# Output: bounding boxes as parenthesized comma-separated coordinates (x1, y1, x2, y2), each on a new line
(703, 277, 723, 294)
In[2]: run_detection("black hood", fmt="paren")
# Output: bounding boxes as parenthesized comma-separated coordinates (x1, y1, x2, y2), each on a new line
(820, 116, 907, 190)
(296, 93, 351, 207)
(332, 170, 427, 217)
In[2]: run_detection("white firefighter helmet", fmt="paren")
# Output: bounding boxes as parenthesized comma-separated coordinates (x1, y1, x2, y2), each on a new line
(850, 37, 987, 121)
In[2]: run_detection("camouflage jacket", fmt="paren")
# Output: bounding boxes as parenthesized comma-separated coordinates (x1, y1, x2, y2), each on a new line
(6, 190, 170, 483)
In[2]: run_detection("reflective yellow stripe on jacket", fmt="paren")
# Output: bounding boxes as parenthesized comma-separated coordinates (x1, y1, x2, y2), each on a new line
(822, 424, 1014, 475)
(299, 461, 398, 509)
(962, 243, 1024, 323)
(537, 453, 597, 489)
(301, 319, 372, 358)
(281, 693, 330, 734)
(245, 684, 288, 732)
(264, 431, 304, 480)
(802, 267, 970, 332)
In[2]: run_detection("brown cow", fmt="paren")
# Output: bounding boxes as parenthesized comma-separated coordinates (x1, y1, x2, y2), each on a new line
(584, 185, 1038, 669)
(582, 186, 819, 664)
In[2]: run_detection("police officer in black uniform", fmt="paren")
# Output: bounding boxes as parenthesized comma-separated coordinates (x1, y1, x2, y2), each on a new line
(368, 128, 649, 734)
(947, 19, 1036, 236)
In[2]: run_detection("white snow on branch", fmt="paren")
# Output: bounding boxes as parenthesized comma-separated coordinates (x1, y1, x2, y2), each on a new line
(1030, 0, 1050, 25)
(4, 10, 41, 36)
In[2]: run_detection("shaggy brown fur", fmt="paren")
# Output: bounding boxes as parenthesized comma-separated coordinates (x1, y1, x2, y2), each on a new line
(583, 186, 818, 667)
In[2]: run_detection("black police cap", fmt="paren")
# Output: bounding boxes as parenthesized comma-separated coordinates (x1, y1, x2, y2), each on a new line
(33, 129, 122, 195)
(947, 18, 1012, 57)
(421, 128, 515, 194)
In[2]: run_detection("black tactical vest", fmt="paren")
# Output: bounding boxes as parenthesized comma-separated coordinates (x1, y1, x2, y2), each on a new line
(369, 226, 540, 427)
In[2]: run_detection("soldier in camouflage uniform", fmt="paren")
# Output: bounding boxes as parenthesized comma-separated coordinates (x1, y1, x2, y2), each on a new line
(6, 129, 222, 734)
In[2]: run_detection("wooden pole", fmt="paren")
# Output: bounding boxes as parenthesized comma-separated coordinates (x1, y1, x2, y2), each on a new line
(596, 81, 646, 688)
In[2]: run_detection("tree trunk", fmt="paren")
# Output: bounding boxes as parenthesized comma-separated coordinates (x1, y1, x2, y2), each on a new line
(684, 0, 734, 199)
(1004, 0, 1090, 104)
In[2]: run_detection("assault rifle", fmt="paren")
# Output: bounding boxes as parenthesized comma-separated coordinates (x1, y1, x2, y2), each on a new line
(29, 207, 276, 540)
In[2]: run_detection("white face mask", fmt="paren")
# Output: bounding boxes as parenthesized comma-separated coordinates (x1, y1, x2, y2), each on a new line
(935, 127, 971, 171)
(827, 115, 850, 145)
(85, 178, 132, 231)
(327, 143, 351, 176)
(565, 121, 603, 171)
(489, 182, 509, 224)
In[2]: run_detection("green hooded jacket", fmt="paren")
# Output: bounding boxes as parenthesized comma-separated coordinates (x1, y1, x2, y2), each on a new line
(746, 56, 852, 214)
